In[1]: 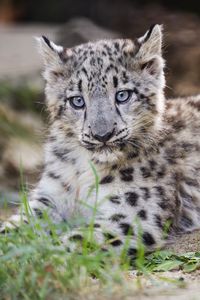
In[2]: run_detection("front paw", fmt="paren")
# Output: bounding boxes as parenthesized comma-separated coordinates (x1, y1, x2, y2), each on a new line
(0, 214, 27, 233)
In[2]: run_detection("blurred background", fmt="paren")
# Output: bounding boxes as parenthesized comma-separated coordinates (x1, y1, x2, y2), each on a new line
(0, 0, 200, 204)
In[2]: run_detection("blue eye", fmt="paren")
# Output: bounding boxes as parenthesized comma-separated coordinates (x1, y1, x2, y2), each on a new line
(115, 90, 132, 103)
(69, 96, 85, 109)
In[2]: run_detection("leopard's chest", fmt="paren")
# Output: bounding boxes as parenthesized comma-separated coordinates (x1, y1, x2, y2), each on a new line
(75, 159, 167, 220)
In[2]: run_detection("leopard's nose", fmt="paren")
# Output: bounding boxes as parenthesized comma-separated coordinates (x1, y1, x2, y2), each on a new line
(92, 129, 114, 143)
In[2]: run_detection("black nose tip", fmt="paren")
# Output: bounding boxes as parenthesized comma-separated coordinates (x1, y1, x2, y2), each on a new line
(92, 130, 114, 143)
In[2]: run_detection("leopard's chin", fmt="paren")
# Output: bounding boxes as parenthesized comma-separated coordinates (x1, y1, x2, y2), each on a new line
(82, 140, 139, 164)
(90, 144, 127, 164)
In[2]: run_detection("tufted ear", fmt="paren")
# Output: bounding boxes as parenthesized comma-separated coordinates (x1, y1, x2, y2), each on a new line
(35, 36, 73, 81)
(135, 24, 164, 76)
(137, 24, 162, 56)
(35, 36, 65, 66)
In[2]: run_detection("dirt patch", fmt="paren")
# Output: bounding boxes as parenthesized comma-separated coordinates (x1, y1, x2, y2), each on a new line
(167, 230, 200, 254)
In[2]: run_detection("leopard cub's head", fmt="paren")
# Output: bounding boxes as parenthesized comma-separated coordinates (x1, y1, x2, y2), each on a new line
(37, 25, 165, 163)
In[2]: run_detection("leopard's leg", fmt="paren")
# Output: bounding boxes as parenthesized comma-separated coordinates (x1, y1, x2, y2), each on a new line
(0, 169, 76, 233)
(60, 215, 167, 256)
(0, 195, 59, 233)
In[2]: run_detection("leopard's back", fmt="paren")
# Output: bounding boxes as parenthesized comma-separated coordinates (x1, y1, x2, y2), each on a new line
(163, 95, 200, 232)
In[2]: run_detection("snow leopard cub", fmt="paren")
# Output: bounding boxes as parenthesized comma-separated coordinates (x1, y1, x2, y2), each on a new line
(1, 24, 200, 255)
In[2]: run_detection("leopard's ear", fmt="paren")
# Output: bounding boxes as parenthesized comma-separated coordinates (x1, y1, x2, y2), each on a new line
(137, 24, 163, 56)
(135, 24, 164, 76)
(35, 36, 64, 66)
(35, 36, 73, 81)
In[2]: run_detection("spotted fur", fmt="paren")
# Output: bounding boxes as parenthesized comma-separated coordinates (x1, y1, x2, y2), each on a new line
(1, 25, 200, 255)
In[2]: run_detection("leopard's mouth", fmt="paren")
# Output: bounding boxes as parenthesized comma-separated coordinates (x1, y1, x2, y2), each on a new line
(81, 138, 141, 163)
(81, 140, 127, 153)
(81, 131, 132, 152)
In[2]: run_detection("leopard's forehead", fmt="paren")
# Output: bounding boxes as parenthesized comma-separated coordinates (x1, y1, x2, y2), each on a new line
(67, 39, 138, 74)
(66, 39, 138, 93)
(71, 39, 136, 59)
